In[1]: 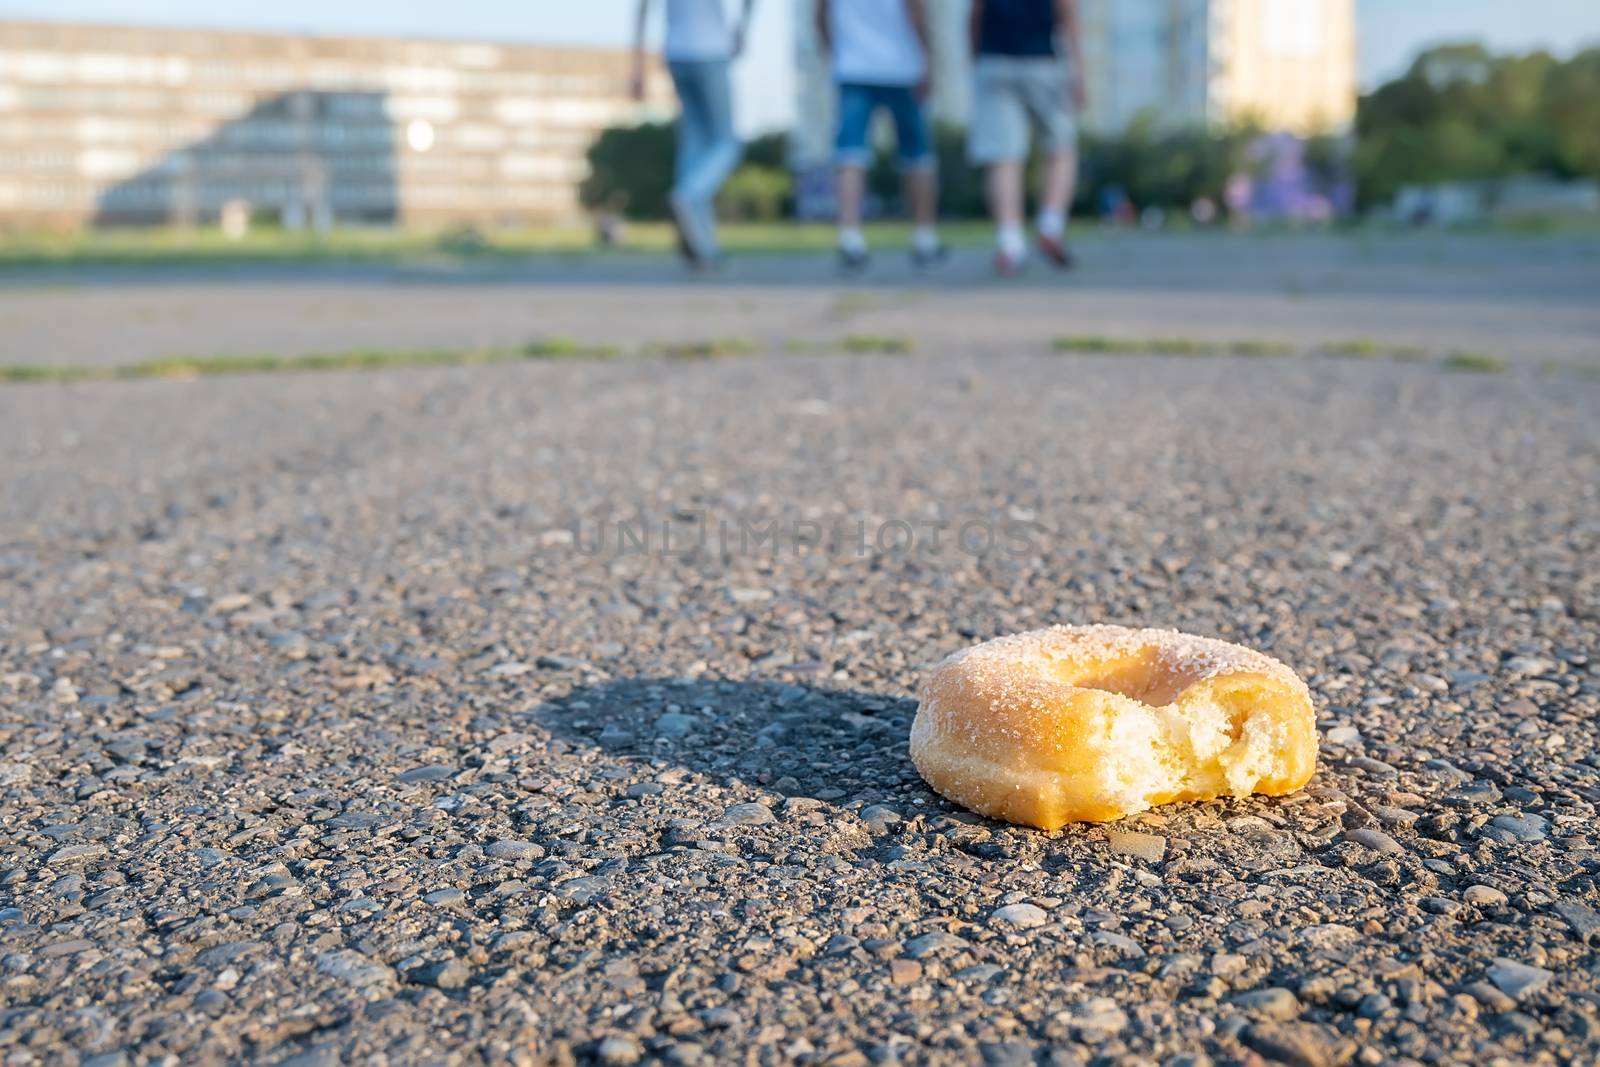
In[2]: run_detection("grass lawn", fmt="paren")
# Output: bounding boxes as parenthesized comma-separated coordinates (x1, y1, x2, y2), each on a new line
(0, 221, 1003, 268)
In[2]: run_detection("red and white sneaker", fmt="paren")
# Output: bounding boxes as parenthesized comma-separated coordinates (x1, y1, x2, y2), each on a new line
(1037, 231, 1076, 270)
(994, 249, 1026, 277)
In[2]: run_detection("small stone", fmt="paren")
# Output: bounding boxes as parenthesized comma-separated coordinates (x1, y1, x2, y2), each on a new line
(654, 713, 696, 739)
(1482, 813, 1548, 843)
(596, 1035, 643, 1066)
(626, 782, 664, 798)
(1552, 900, 1600, 945)
(1323, 725, 1362, 747)
(888, 958, 922, 985)
(1356, 993, 1391, 1019)
(1241, 1022, 1348, 1067)
(1105, 829, 1167, 863)
(1064, 997, 1127, 1040)
(1345, 828, 1404, 854)
(1443, 781, 1501, 808)
(990, 903, 1048, 929)
(315, 949, 394, 989)
(1419, 896, 1461, 917)
(713, 802, 774, 828)
(823, 934, 860, 956)
(409, 958, 471, 990)
(597, 724, 634, 747)
(485, 839, 545, 860)
(1464, 980, 1516, 1013)
(1463, 884, 1507, 907)
(47, 843, 108, 865)
(904, 931, 964, 959)
(554, 876, 609, 903)
(1231, 987, 1302, 1020)
(1486, 958, 1553, 1001)
(422, 888, 466, 905)
(859, 805, 901, 831)
(396, 765, 456, 784)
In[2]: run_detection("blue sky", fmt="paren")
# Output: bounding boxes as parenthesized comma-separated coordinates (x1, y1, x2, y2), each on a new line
(10, 0, 1600, 132)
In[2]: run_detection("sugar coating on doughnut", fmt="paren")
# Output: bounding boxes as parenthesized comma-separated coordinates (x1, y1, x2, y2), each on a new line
(910, 625, 1318, 830)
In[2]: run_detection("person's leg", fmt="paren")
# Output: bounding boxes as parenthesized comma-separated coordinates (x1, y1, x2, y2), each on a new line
(967, 58, 1029, 271)
(1038, 146, 1077, 232)
(687, 59, 741, 255)
(886, 86, 941, 263)
(833, 83, 874, 266)
(986, 160, 1027, 260)
(1022, 60, 1079, 266)
(668, 61, 715, 261)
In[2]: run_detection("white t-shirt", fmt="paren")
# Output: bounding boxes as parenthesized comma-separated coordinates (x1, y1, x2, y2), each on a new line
(829, 0, 926, 87)
(664, 0, 733, 62)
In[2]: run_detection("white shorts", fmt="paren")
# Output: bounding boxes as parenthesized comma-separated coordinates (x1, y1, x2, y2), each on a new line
(968, 56, 1077, 165)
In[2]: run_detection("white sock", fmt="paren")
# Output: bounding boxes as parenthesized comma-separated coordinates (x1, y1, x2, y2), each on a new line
(1037, 209, 1065, 238)
(997, 224, 1027, 260)
(912, 226, 940, 254)
(839, 227, 867, 255)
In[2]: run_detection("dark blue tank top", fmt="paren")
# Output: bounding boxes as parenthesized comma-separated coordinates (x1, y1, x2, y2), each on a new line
(979, 0, 1058, 57)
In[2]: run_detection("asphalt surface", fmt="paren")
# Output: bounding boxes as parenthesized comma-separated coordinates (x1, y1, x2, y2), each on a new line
(2, 232, 1599, 368)
(1, 237, 1599, 1066)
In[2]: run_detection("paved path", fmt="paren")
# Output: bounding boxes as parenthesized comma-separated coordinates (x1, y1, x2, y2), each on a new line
(1, 233, 1598, 1065)
(3, 232, 1598, 367)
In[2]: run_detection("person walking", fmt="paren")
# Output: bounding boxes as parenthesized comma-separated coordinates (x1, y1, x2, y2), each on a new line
(632, 0, 755, 268)
(816, 0, 945, 273)
(968, 0, 1085, 274)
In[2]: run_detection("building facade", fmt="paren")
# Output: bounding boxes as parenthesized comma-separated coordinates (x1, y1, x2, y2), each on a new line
(791, 0, 1355, 170)
(0, 20, 672, 229)
(1079, 0, 1357, 134)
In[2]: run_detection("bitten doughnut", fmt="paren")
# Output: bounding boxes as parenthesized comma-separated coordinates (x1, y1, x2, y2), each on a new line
(910, 625, 1317, 830)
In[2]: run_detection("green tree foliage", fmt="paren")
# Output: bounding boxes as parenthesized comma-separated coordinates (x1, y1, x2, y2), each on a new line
(580, 124, 789, 219)
(1354, 43, 1600, 208)
(1077, 116, 1258, 213)
(717, 165, 793, 221)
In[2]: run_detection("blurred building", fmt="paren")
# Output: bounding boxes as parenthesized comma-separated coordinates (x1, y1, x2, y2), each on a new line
(791, 0, 1355, 183)
(0, 19, 672, 230)
(1080, 0, 1356, 134)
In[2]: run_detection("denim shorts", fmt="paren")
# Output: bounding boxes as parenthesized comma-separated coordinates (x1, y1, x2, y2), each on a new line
(834, 83, 934, 169)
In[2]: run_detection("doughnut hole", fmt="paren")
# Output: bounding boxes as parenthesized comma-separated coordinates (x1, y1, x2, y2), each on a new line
(1050, 647, 1198, 707)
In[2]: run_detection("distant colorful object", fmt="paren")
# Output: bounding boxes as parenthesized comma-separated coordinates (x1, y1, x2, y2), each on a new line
(1234, 133, 1352, 224)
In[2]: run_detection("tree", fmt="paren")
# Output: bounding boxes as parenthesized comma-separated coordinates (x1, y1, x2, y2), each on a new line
(1353, 42, 1600, 209)
(580, 125, 790, 220)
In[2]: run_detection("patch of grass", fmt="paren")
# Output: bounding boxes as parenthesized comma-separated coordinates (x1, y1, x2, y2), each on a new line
(523, 337, 623, 359)
(1051, 335, 1153, 354)
(1324, 339, 1431, 362)
(1324, 339, 1384, 359)
(839, 334, 916, 354)
(0, 364, 101, 383)
(1052, 335, 1294, 357)
(1442, 350, 1508, 373)
(653, 338, 761, 360)
(1228, 340, 1296, 357)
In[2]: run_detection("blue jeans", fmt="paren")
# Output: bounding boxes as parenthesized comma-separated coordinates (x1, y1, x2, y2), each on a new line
(669, 59, 741, 257)
(834, 83, 934, 169)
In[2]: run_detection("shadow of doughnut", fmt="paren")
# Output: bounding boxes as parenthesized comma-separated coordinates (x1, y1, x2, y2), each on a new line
(534, 676, 927, 805)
